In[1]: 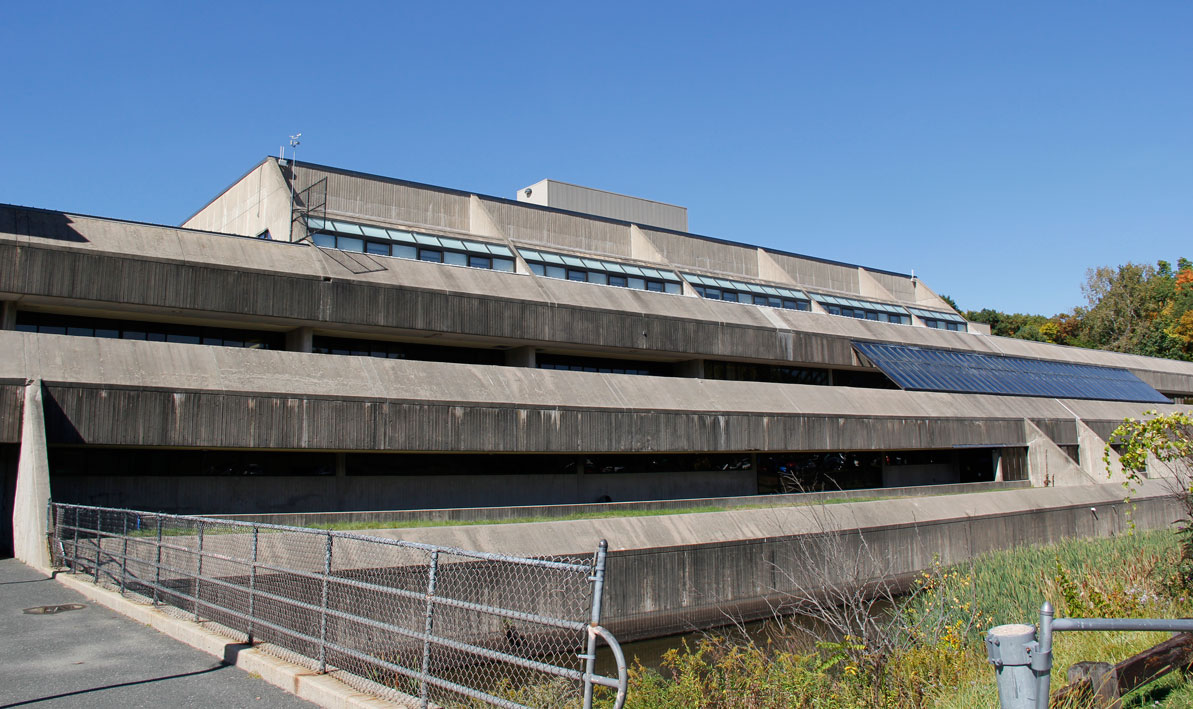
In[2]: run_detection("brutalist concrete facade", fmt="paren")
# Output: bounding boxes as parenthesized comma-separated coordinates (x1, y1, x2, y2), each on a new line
(3, 157, 1193, 562)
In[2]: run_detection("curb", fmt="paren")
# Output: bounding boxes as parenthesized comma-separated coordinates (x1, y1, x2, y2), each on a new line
(56, 572, 413, 709)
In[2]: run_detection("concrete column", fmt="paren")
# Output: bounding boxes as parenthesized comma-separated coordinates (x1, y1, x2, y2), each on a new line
(504, 346, 536, 368)
(335, 452, 347, 478)
(675, 359, 705, 378)
(1, 301, 15, 330)
(285, 327, 313, 353)
(993, 451, 1004, 482)
(13, 379, 51, 571)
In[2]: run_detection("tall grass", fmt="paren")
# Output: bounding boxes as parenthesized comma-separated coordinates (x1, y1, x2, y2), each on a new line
(621, 528, 1193, 708)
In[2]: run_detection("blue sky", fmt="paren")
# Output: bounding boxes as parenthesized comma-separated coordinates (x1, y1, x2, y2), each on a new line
(2, 2, 1189, 315)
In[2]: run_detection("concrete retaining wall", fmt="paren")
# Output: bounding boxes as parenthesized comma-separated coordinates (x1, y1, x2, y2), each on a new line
(348, 483, 1181, 641)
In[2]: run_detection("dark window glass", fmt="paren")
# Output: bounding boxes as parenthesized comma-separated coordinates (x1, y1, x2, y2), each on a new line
(537, 354, 673, 377)
(468, 255, 492, 269)
(567, 269, 588, 282)
(13, 312, 282, 350)
(608, 275, 627, 288)
(312, 336, 504, 365)
(419, 249, 444, 263)
(366, 241, 390, 256)
(646, 281, 664, 292)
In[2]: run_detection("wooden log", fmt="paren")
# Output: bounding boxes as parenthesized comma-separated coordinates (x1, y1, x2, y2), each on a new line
(1063, 662, 1119, 708)
(1053, 632, 1193, 707)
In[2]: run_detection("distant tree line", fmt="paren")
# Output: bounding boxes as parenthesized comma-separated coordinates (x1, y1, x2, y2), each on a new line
(950, 257, 1193, 362)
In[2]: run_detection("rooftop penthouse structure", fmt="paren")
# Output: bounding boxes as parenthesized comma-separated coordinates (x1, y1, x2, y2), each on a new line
(4, 157, 1193, 559)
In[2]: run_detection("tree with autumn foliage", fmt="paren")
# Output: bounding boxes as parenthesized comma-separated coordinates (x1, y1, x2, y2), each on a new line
(963, 257, 1193, 362)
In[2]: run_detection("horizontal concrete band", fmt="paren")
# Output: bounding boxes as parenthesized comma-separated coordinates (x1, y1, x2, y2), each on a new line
(4, 223, 1193, 392)
(349, 482, 1178, 640)
(34, 384, 1038, 450)
(2, 332, 1179, 449)
(213, 480, 1033, 527)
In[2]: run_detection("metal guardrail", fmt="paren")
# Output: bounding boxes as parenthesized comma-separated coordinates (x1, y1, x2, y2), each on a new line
(50, 503, 627, 709)
(986, 601, 1193, 708)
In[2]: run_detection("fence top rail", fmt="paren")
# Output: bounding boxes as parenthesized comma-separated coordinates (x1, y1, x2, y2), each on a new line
(51, 502, 594, 573)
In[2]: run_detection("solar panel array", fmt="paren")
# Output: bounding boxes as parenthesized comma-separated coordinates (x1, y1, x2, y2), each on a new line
(852, 341, 1171, 404)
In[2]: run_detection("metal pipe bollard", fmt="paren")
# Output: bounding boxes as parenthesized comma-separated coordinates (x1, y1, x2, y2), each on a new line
(985, 623, 1042, 708)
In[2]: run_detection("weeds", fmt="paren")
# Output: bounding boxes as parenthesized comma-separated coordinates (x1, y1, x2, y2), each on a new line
(622, 529, 1193, 708)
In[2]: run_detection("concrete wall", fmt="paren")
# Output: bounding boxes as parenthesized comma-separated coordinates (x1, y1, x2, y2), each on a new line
(182, 159, 293, 242)
(351, 482, 1180, 640)
(516, 179, 688, 232)
(483, 197, 634, 259)
(291, 163, 470, 234)
(5, 205, 1193, 395)
(2, 331, 1186, 455)
(765, 251, 861, 294)
(638, 227, 760, 278)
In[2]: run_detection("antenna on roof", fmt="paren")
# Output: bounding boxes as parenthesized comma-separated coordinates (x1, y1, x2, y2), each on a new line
(287, 133, 302, 241)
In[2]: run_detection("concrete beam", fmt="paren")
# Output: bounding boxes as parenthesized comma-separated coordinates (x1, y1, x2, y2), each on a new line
(13, 379, 51, 570)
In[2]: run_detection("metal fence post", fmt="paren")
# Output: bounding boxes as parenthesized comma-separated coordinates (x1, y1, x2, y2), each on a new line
(153, 514, 163, 606)
(986, 624, 1040, 708)
(119, 512, 129, 596)
(582, 539, 609, 709)
(92, 510, 102, 583)
(194, 520, 205, 621)
(1034, 602, 1055, 708)
(420, 550, 440, 709)
(319, 531, 332, 673)
(247, 525, 258, 644)
(71, 507, 80, 572)
(45, 500, 54, 566)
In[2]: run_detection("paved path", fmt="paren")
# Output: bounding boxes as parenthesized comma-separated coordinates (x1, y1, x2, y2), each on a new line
(0, 558, 315, 708)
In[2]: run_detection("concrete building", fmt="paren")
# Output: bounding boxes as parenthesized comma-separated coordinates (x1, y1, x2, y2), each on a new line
(4, 156, 1193, 561)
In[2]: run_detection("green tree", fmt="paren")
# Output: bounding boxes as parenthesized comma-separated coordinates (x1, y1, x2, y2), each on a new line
(1108, 411, 1193, 587)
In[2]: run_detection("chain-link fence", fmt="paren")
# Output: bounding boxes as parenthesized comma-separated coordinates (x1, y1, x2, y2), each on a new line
(50, 503, 626, 709)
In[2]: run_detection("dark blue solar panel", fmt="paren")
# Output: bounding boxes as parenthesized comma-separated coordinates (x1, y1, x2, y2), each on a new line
(852, 341, 1171, 404)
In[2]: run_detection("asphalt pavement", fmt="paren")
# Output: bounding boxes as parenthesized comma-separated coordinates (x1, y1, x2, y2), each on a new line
(0, 558, 316, 708)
